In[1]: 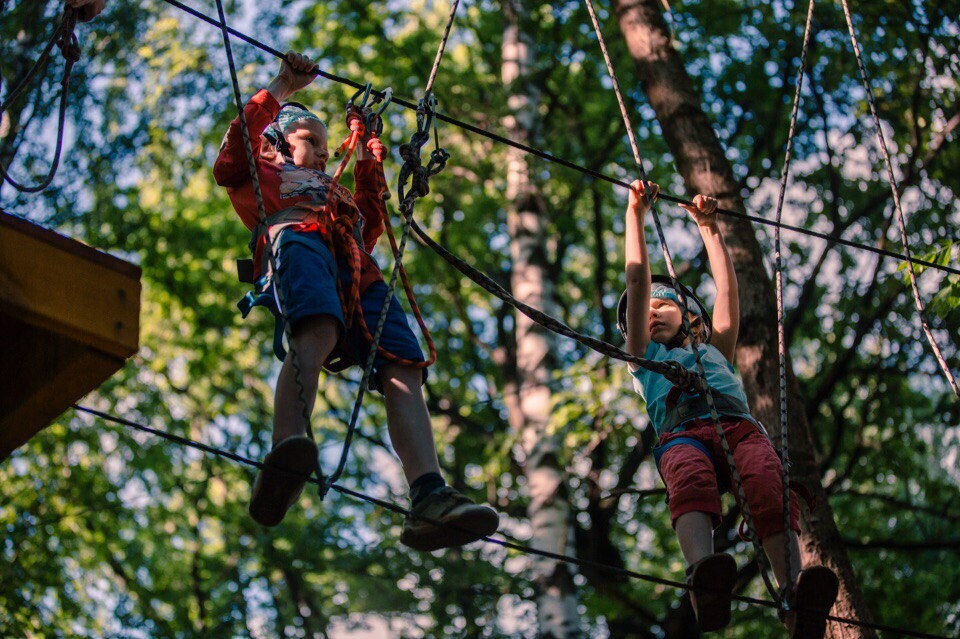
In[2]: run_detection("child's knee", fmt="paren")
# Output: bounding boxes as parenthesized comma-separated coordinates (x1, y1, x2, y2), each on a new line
(379, 363, 425, 394)
(290, 314, 341, 371)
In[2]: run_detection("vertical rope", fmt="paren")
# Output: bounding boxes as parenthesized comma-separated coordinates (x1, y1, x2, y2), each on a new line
(772, 0, 816, 605)
(210, 0, 314, 449)
(581, 0, 780, 600)
(838, 0, 959, 399)
(320, 0, 461, 497)
(423, 0, 461, 97)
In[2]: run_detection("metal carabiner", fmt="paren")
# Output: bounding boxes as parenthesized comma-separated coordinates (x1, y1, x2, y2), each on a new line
(365, 87, 393, 138)
(346, 83, 373, 112)
(415, 92, 438, 141)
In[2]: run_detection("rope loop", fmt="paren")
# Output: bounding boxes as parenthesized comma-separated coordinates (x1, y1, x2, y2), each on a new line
(397, 137, 438, 210)
(0, 5, 82, 194)
(426, 147, 450, 176)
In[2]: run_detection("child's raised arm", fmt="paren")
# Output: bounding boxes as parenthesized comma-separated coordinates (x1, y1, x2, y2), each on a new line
(624, 179, 659, 368)
(214, 52, 317, 188)
(266, 52, 317, 104)
(680, 195, 739, 362)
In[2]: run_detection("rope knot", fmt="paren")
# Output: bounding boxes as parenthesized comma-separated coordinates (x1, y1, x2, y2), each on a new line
(366, 136, 387, 163)
(398, 141, 421, 166)
(58, 9, 82, 63)
(346, 111, 365, 136)
(660, 361, 705, 395)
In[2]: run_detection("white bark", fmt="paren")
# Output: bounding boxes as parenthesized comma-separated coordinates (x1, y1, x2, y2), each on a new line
(502, 9, 584, 639)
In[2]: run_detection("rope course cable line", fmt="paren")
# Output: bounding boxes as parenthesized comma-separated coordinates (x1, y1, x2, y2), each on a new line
(0, 5, 80, 194)
(837, 0, 959, 400)
(770, 0, 817, 607)
(581, 0, 780, 602)
(409, 217, 706, 391)
(69, 403, 953, 639)
(152, 0, 960, 280)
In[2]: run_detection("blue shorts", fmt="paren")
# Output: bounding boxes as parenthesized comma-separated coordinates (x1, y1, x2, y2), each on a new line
(274, 229, 425, 392)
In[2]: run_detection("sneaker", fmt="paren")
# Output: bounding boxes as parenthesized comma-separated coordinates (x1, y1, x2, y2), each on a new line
(687, 553, 737, 632)
(786, 566, 839, 639)
(400, 486, 499, 552)
(249, 435, 319, 527)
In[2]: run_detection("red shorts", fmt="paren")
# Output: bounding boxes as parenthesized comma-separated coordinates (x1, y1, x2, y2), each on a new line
(656, 417, 800, 543)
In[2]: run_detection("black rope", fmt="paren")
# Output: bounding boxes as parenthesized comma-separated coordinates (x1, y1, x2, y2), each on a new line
(210, 0, 315, 468)
(837, 0, 959, 399)
(152, 0, 959, 279)
(321, 0, 461, 499)
(410, 217, 705, 393)
(771, 0, 817, 606)
(0, 7, 80, 193)
(70, 403, 954, 639)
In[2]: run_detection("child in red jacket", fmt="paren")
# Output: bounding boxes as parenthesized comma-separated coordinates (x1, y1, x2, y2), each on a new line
(214, 52, 497, 551)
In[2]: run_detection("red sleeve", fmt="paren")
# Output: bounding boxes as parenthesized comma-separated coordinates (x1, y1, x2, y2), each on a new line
(353, 159, 390, 253)
(213, 89, 282, 188)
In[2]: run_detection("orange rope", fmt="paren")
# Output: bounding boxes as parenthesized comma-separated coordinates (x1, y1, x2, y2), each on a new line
(322, 115, 435, 369)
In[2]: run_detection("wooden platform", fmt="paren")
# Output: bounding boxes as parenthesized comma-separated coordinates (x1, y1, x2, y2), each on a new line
(0, 211, 141, 461)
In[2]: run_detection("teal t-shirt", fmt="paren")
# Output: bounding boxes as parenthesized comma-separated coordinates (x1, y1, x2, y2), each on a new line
(630, 340, 752, 436)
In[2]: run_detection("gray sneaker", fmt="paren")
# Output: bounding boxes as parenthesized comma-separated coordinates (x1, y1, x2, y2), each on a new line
(400, 486, 499, 552)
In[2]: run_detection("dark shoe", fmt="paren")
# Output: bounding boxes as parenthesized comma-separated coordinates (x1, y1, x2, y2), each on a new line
(787, 566, 839, 639)
(249, 435, 319, 527)
(400, 486, 499, 552)
(687, 553, 737, 632)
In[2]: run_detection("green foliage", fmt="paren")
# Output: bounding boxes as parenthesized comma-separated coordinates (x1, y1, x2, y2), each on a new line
(1, 0, 958, 637)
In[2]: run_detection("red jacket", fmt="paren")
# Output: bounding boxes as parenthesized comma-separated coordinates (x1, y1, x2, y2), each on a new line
(214, 89, 390, 293)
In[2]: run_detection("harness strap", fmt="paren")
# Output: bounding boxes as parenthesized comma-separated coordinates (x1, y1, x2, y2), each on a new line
(233, 165, 436, 370)
(663, 389, 752, 433)
(654, 411, 818, 541)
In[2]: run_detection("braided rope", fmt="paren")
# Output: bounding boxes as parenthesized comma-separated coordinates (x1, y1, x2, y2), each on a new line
(838, 0, 959, 399)
(211, 0, 314, 459)
(771, 0, 817, 606)
(411, 217, 705, 392)
(0, 7, 80, 194)
(423, 0, 461, 97)
(320, 0, 461, 497)
(581, 0, 779, 600)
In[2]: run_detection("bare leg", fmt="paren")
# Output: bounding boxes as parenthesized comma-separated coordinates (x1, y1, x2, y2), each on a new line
(764, 529, 803, 590)
(272, 315, 340, 445)
(675, 511, 715, 566)
(379, 363, 441, 484)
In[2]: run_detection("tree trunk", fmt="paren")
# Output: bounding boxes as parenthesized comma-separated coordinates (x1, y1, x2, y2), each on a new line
(501, 4, 584, 638)
(613, 1, 876, 636)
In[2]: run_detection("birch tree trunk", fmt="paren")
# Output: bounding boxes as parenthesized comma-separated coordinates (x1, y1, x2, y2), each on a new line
(501, 3, 584, 637)
(613, 1, 876, 636)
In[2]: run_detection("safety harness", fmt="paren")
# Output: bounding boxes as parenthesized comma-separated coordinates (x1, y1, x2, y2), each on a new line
(235, 87, 436, 371)
(652, 385, 816, 541)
